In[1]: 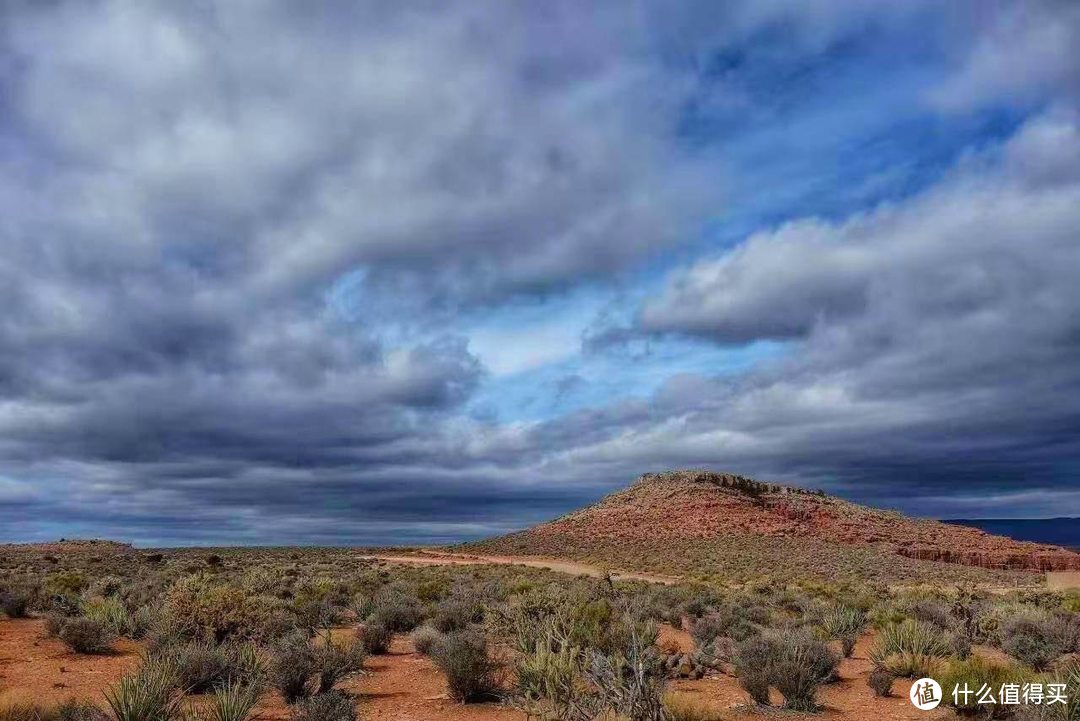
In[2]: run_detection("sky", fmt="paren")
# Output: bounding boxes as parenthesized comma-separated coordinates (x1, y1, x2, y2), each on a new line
(1, 1, 1079, 546)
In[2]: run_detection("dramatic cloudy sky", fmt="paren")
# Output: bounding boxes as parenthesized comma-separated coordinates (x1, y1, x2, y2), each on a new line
(2, 1, 1079, 545)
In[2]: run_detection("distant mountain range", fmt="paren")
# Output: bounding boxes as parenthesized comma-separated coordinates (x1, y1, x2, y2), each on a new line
(944, 518, 1080, 551)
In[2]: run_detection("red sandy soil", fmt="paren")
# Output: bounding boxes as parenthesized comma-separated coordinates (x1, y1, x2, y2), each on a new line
(0, 617, 1020, 721)
(474, 470, 1080, 573)
(668, 630, 954, 721)
(0, 619, 523, 721)
(0, 618, 142, 706)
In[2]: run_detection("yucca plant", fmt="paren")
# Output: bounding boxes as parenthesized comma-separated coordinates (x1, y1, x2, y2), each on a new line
(104, 661, 184, 721)
(202, 681, 261, 721)
(868, 619, 950, 677)
(83, 596, 132, 637)
(815, 605, 867, 657)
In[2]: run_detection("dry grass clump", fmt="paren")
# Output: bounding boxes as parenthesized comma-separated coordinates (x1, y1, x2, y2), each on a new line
(288, 691, 356, 721)
(869, 619, 950, 677)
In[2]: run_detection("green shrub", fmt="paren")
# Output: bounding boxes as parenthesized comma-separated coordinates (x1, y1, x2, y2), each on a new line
(58, 617, 117, 654)
(938, 656, 1029, 718)
(513, 627, 587, 718)
(199, 680, 261, 721)
(734, 629, 838, 710)
(270, 632, 318, 703)
(0, 700, 108, 721)
(411, 625, 443, 656)
(289, 691, 356, 721)
(160, 640, 263, 694)
(432, 596, 483, 633)
(815, 605, 867, 658)
(430, 630, 501, 703)
(1002, 616, 1068, 670)
(370, 591, 423, 633)
(47, 571, 86, 596)
(583, 622, 668, 720)
(868, 620, 950, 677)
(82, 596, 131, 637)
(417, 579, 451, 603)
(0, 587, 32, 618)
(732, 634, 773, 705)
(56, 701, 109, 721)
(690, 602, 766, 648)
(867, 668, 895, 697)
(163, 576, 264, 643)
(357, 622, 392, 655)
(105, 662, 185, 721)
(315, 636, 366, 693)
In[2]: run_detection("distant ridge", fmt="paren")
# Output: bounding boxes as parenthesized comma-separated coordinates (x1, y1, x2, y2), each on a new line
(466, 470, 1080, 583)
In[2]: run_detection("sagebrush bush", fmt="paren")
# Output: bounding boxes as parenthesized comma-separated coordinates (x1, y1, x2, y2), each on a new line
(411, 625, 443, 656)
(160, 640, 263, 694)
(370, 590, 423, 632)
(1002, 615, 1068, 670)
(690, 602, 765, 648)
(315, 636, 366, 693)
(432, 596, 483, 633)
(0, 587, 33, 619)
(58, 617, 117, 654)
(867, 668, 895, 697)
(357, 622, 392, 655)
(270, 632, 319, 703)
(732, 634, 773, 705)
(868, 619, 950, 677)
(937, 656, 1029, 718)
(289, 691, 356, 721)
(164, 577, 247, 643)
(0, 700, 108, 721)
(430, 630, 501, 703)
(734, 629, 837, 711)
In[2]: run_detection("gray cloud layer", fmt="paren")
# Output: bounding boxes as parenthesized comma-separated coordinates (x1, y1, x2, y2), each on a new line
(1, 1, 1079, 543)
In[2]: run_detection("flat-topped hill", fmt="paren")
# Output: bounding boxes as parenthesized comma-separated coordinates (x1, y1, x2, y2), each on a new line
(465, 470, 1080, 584)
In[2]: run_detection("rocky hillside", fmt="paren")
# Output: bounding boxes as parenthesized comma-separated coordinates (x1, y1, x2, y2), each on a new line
(466, 470, 1080, 583)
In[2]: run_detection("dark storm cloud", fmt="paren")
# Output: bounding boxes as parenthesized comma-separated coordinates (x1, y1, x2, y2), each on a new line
(1, 0, 1079, 544)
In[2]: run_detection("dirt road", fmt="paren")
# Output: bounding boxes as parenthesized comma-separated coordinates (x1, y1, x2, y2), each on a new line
(356, 549, 681, 585)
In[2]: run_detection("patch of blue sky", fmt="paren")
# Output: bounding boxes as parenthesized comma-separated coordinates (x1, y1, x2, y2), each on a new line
(467, 333, 787, 424)
(670, 22, 1028, 260)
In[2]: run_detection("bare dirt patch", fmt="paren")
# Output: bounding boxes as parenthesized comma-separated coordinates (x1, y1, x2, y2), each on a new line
(0, 618, 141, 706)
(358, 549, 680, 584)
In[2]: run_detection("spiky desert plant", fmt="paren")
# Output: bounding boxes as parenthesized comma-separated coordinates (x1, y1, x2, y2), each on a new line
(82, 596, 132, 637)
(203, 681, 261, 721)
(815, 605, 867, 657)
(869, 619, 950, 677)
(104, 661, 184, 721)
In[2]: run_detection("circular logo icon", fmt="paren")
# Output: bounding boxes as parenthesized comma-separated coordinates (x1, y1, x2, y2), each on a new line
(910, 678, 942, 710)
